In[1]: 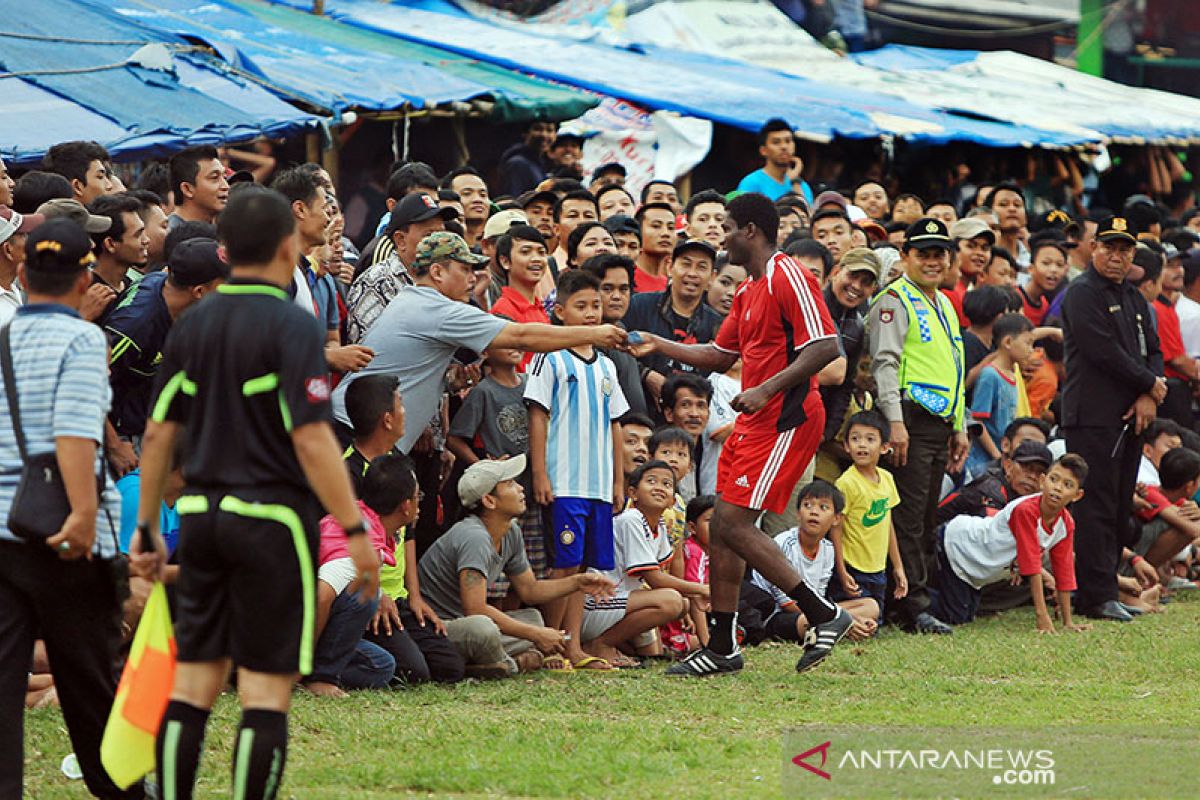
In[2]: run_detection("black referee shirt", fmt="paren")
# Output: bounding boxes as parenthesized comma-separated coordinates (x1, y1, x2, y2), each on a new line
(150, 277, 331, 490)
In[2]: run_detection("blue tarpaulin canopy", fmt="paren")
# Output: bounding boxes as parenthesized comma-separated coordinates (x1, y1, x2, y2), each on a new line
(0, 0, 318, 163)
(267, 0, 1094, 147)
(104, 0, 494, 114)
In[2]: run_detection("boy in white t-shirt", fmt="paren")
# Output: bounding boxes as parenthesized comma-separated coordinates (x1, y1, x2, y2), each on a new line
(746, 481, 880, 643)
(581, 461, 710, 667)
(932, 454, 1092, 633)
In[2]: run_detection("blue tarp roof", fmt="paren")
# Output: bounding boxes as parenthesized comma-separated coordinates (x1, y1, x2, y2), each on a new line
(0, 0, 318, 163)
(267, 0, 1091, 146)
(103, 0, 494, 114)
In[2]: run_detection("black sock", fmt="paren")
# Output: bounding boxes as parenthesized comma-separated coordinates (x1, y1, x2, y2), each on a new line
(708, 611, 738, 655)
(156, 700, 210, 800)
(231, 709, 289, 800)
(787, 582, 837, 626)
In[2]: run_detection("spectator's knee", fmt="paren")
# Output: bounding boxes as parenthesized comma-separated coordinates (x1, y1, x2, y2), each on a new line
(663, 589, 686, 618)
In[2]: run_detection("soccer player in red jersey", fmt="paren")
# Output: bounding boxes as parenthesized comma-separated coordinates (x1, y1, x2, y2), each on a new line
(629, 192, 856, 675)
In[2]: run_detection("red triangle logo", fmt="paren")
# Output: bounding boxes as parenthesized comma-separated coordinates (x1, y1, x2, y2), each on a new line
(792, 741, 832, 780)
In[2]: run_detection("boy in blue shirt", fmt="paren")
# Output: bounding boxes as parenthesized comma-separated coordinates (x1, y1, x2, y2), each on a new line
(527, 270, 629, 671)
(966, 313, 1034, 478)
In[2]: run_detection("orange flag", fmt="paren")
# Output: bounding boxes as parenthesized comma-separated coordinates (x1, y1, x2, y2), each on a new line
(101, 582, 176, 789)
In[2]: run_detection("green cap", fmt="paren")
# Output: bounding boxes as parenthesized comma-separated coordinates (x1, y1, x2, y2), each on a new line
(838, 247, 881, 280)
(412, 231, 489, 273)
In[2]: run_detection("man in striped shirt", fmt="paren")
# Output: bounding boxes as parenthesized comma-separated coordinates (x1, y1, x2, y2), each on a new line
(629, 193, 854, 677)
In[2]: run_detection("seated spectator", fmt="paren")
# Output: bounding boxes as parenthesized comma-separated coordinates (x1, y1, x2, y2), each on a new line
(937, 435, 1051, 524)
(447, 345, 546, 579)
(1137, 419, 1183, 486)
(829, 411, 907, 624)
(581, 461, 708, 667)
(684, 190, 727, 250)
(417, 457, 615, 677)
(1129, 447, 1200, 584)
(342, 374, 405, 493)
(307, 460, 404, 697)
(360, 454, 466, 686)
(931, 455, 1091, 632)
(743, 481, 880, 644)
(684, 495, 715, 648)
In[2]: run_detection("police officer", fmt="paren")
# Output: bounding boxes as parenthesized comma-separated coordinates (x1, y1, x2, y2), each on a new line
(1062, 216, 1165, 622)
(867, 217, 968, 635)
(133, 186, 380, 800)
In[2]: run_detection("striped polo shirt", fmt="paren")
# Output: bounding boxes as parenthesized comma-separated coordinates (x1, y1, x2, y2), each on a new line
(0, 305, 120, 557)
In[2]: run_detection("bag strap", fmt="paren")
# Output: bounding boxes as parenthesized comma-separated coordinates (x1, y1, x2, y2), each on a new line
(0, 323, 29, 462)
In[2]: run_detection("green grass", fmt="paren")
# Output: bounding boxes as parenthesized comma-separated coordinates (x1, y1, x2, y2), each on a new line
(23, 596, 1200, 799)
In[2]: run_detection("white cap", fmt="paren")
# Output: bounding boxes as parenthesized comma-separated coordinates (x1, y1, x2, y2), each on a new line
(458, 454, 527, 507)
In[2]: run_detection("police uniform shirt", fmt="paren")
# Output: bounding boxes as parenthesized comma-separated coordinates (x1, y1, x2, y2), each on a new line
(867, 279, 965, 431)
(105, 271, 172, 438)
(1061, 268, 1162, 428)
(150, 277, 332, 489)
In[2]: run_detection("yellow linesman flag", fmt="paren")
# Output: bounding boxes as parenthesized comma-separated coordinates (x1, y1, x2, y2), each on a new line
(101, 582, 176, 788)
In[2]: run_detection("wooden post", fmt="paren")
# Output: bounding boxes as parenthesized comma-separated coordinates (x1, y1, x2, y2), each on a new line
(311, 0, 324, 15)
(322, 134, 339, 189)
(305, 132, 320, 165)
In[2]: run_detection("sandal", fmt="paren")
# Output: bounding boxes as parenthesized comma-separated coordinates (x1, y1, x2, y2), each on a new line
(543, 654, 573, 673)
(571, 656, 615, 672)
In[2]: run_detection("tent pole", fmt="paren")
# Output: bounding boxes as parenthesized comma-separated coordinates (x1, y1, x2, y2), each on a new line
(306, 131, 320, 165)
(1076, 0, 1105, 77)
(311, 1, 324, 16)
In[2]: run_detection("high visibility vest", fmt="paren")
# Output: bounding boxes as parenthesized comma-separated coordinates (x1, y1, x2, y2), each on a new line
(885, 276, 965, 427)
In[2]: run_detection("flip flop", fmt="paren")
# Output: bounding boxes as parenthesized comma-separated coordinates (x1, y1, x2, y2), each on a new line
(543, 654, 573, 673)
(571, 656, 615, 672)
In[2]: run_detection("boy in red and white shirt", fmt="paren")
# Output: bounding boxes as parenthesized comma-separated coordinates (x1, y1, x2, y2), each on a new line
(933, 454, 1091, 634)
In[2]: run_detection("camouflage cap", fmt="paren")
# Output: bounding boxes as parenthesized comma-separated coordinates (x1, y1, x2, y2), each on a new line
(412, 231, 489, 273)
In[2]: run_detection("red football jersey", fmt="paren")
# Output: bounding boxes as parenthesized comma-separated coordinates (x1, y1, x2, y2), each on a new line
(714, 252, 837, 432)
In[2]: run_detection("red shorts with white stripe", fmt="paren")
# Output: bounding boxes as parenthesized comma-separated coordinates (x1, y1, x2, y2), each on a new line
(716, 408, 825, 515)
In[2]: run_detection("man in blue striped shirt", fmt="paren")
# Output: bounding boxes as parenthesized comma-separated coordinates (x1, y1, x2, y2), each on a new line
(0, 218, 132, 798)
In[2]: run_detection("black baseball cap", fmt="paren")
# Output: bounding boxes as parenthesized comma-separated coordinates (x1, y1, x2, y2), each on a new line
(1096, 215, 1136, 244)
(387, 192, 459, 233)
(672, 239, 717, 262)
(1029, 209, 1080, 236)
(169, 238, 230, 286)
(24, 218, 95, 274)
(603, 214, 641, 240)
(904, 217, 953, 250)
(518, 189, 558, 209)
(591, 162, 626, 181)
(1011, 440, 1052, 468)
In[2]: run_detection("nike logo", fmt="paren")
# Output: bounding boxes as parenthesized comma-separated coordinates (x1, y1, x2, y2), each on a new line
(861, 498, 889, 526)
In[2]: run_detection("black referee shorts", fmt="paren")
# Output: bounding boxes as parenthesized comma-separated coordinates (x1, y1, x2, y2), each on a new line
(174, 485, 320, 675)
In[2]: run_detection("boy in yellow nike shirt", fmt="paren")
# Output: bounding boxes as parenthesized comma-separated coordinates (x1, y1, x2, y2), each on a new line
(831, 410, 908, 622)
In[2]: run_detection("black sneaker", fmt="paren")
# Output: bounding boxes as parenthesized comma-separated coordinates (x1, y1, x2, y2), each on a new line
(912, 611, 954, 635)
(664, 647, 744, 677)
(796, 608, 854, 673)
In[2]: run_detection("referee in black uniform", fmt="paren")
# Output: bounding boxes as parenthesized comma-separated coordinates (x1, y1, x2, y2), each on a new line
(1061, 215, 1166, 623)
(133, 186, 379, 800)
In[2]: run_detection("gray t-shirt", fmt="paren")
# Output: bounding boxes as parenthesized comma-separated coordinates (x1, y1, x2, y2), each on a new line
(449, 375, 529, 457)
(331, 285, 508, 453)
(417, 516, 531, 620)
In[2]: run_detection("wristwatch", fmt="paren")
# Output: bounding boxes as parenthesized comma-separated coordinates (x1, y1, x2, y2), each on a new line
(343, 519, 368, 537)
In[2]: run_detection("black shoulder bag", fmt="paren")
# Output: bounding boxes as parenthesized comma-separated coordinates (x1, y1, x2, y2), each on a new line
(1, 322, 103, 541)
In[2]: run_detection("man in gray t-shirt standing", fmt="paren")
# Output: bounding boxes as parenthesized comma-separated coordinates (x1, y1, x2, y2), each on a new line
(418, 456, 614, 676)
(330, 232, 628, 454)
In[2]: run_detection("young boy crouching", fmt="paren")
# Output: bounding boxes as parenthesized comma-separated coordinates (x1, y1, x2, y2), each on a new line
(743, 481, 881, 644)
(581, 461, 710, 667)
(931, 454, 1092, 634)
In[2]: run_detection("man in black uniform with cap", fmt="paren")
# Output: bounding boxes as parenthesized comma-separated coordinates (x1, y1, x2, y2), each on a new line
(1062, 215, 1166, 623)
(134, 186, 379, 800)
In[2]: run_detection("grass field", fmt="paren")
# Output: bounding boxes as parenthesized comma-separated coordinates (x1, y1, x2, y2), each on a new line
(23, 595, 1200, 799)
